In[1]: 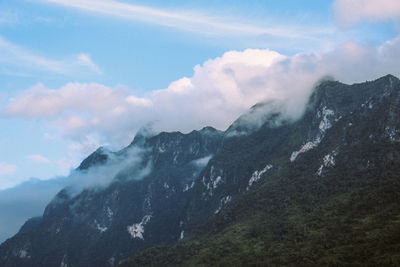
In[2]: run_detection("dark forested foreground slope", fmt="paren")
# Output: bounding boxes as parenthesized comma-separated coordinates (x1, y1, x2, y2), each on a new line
(124, 75, 400, 267)
(2, 75, 400, 266)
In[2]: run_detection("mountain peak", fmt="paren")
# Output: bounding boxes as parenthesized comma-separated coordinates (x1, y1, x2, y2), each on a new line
(377, 73, 399, 82)
(307, 74, 400, 116)
(3, 75, 400, 267)
(77, 146, 110, 170)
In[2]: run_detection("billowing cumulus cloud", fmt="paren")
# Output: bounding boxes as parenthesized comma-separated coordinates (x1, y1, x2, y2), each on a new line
(4, 82, 153, 150)
(4, 38, 400, 154)
(334, 0, 400, 28)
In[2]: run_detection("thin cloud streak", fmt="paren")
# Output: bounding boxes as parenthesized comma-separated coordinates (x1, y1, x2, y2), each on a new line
(27, 155, 52, 164)
(41, 0, 333, 39)
(0, 36, 102, 76)
(0, 36, 65, 73)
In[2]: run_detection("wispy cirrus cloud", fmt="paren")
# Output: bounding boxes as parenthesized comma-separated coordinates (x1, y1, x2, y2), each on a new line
(39, 0, 333, 40)
(0, 36, 102, 76)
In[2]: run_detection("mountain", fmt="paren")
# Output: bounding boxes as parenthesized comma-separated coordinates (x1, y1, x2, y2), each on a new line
(123, 74, 400, 266)
(16, 217, 43, 236)
(1, 75, 400, 266)
(0, 177, 69, 244)
(0, 126, 224, 266)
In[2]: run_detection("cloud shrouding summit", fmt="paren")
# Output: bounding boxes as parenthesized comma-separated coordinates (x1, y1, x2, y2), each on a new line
(4, 38, 400, 154)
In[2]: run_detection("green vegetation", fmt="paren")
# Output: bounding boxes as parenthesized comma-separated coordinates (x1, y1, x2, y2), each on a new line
(122, 144, 400, 266)
(3, 76, 400, 267)
(121, 77, 400, 267)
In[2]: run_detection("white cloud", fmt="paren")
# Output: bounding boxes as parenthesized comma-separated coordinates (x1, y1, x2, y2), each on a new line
(40, 0, 332, 40)
(4, 82, 138, 118)
(4, 82, 154, 151)
(26, 154, 51, 164)
(0, 35, 101, 76)
(3, 49, 291, 147)
(0, 162, 17, 176)
(334, 0, 400, 28)
(77, 53, 103, 74)
(65, 147, 151, 195)
(4, 38, 400, 155)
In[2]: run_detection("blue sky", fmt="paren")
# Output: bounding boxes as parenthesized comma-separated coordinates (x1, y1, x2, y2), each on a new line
(0, 0, 399, 190)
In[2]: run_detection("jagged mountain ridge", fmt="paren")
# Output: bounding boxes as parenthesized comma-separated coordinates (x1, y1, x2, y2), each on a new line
(0, 127, 224, 266)
(124, 74, 400, 266)
(1, 75, 400, 266)
(183, 75, 400, 230)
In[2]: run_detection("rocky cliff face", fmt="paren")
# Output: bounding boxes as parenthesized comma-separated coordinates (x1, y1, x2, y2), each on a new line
(124, 74, 400, 266)
(184, 75, 400, 230)
(1, 75, 400, 266)
(0, 127, 224, 267)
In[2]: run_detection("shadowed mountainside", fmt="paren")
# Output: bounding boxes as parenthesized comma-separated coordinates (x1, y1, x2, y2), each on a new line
(2, 75, 400, 266)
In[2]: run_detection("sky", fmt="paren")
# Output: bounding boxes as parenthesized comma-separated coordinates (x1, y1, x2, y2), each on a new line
(0, 1, 400, 237)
